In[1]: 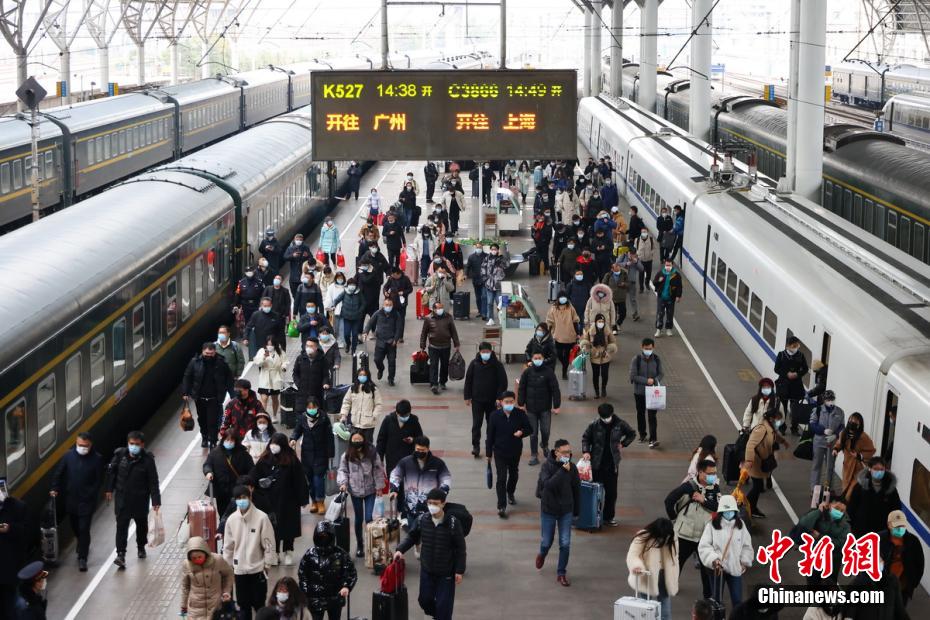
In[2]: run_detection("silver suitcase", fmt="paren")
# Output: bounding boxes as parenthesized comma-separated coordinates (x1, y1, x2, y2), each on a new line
(568, 367, 587, 401)
(614, 572, 660, 620)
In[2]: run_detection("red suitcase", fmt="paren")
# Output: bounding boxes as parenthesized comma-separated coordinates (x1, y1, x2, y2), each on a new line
(416, 289, 429, 319)
(189, 498, 218, 552)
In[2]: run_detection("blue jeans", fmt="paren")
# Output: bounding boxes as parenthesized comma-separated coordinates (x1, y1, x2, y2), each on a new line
(418, 570, 456, 620)
(474, 282, 486, 317)
(303, 463, 326, 501)
(636, 592, 671, 620)
(350, 494, 375, 548)
(710, 571, 743, 608)
(342, 317, 362, 353)
(539, 512, 573, 576)
(420, 254, 431, 281)
(484, 287, 498, 321)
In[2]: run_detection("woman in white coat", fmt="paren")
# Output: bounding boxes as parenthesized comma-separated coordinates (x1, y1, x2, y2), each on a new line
(698, 495, 754, 609)
(626, 517, 680, 620)
(324, 272, 347, 347)
(339, 367, 383, 445)
(254, 336, 286, 421)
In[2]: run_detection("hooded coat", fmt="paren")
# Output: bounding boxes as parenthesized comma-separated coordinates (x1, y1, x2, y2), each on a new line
(181, 537, 234, 620)
(298, 522, 358, 613)
(251, 451, 310, 541)
(847, 470, 902, 537)
(582, 283, 616, 330)
(579, 324, 618, 365)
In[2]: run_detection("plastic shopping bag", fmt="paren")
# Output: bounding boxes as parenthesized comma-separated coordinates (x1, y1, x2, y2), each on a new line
(325, 492, 347, 521)
(645, 385, 667, 411)
(576, 457, 593, 482)
(372, 495, 385, 520)
(336, 249, 346, 268)
(147, 510, 166, 547)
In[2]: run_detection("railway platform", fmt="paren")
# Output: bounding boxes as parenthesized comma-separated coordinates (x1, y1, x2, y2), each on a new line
(42, 153, 928, 620)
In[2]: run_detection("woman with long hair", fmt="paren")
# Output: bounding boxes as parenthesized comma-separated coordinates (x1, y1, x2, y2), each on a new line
(203, 429, 254, 515)
(684, 435, 717, 483)
(339, 367, 383, 445)
(254, 336, 286, 421)
(626, 517, 679, 620)
(257, 576, 309, 619)
(579, 312, 617, 398)
(253, 433, 309, 566)
(243, 412, 275, 464)
(831, 411, 876, 501)
(698, 495, 754, 609)
(336, 432, 386, 558)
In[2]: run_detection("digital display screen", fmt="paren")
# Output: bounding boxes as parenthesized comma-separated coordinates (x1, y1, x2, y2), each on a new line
(311, 70, 577, 161)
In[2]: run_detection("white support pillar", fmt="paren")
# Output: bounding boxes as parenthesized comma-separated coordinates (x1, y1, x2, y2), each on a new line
(201, 39, 211, 78)
(610, 0, 623, 97)
(591, 1, 603, 96)
(60, 48, 71, 104)
(788, 0, 826, 201)
(583, 8, 593, 97)
(381, 0, 389, 70)
(689, 0, 712, 141)
(638, 0, 658, 112)
(170, 43, 179, 85)
(16, 53, 27, 111)
(137, 41, 145, 85)
(98, 46, 109, 93)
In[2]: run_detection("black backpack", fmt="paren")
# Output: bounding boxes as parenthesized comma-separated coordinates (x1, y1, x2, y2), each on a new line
(444, 502, 473, 537)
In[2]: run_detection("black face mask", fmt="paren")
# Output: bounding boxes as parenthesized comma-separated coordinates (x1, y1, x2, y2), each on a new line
(351, 442, 364, 449)
(415, 451, 429, 459)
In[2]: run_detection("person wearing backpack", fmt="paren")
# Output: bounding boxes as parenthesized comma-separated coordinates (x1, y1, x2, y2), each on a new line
(663, 459, 719, 600)
(393, 488, 466, 620)
(697, 495, 754, 609)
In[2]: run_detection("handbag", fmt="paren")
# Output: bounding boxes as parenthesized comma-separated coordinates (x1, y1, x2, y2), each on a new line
(448, 349, 466, 381)
(645, 384, 667, 411)
(287, 318, 299, 338)
(486, 462, 493, 489)
(179, 402, 195, 432)
(315, 248, 326, 264)
(755, 440, 778, 474)
(325, 491, 348, 521)
(336, 249, 346, 268)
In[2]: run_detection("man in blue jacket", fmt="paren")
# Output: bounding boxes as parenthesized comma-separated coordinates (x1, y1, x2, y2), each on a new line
(50, 432, 104, 571)
(486, 391, 533, 519)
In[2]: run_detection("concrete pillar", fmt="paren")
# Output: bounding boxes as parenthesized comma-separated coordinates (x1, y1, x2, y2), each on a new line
(201, 40, 212, 78)
(61, 48, 71, 105)
(788, 0, 826, 200)
(583, 9, 593, 97)
(16, 52, 27, 111)
(591, 1, 602, 96)
(98, 46, 110, 95)
(610, 0, 623, 97)
(137, 41, 146, 85)
(638, 0, 658, 112)
(499, 0, 506, 69)
(170, 43, 179, 85)
(689, 0, 712, 141)
(381, 0, 389, 70)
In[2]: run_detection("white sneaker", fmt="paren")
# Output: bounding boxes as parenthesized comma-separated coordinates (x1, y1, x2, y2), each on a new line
(666, 329, 674, 337)
(654, 329, 662, 337)
(486, 319, 495, 326)
(284, 551, 294, 566)
(269, 553, 280, 566)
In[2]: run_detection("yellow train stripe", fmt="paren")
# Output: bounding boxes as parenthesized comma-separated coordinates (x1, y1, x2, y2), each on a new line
(0, 233, 221, 413)
(0, 179, 57, 204)
(723, 128, 930, 227)
(11, 282, 230, 496)
(75, 114, 173, 144)
(0, 144, 55, 166)
(78, 139, 171, 174)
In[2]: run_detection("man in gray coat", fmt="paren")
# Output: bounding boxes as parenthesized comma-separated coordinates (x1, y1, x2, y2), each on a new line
(629, 337, 664, 449)
(621, 251, 645, 321)
(809, 389, 845, 489)
(363, 297, 404, 386)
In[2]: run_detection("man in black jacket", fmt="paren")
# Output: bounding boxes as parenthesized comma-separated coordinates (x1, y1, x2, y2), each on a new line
(50, 432, 104, 571)
(105, 431, 161, 569)
(298, 520, 358, 619)
(389, 436, 453, 528)
(244, 297, 286, 353)
(283, 233, 313, 300)
(582, 404, 636, 527)
(182, 342, 235, 448)
(424, 161, 439, 202)
(259, 227, 284, 273)
(382, 268, 414, 322)
(774, 335, 810, 434)
(376, 400, 424, 474)
(879, 510, 925, 606)
(382, 211, 406, 269)
(0, 481, 27, 618)
(235, 268, 265, 323)
(535, 439, 580, 587)
(486, 391, 533, 519)
(261, 275, 292, 322)
(463, 342, 509, 458)
(518, 351, 561, 466)
(363, 298, 404, 386)
(394, 488, 466, 620)
(465, 243, 487, 320)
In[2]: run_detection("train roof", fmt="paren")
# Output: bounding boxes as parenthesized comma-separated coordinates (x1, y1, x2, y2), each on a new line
(888, 65, 930, 80)
(225, 68, 290, 88)
(153, 78, 240, 105)
(0, 171, 233, 369)
(882, 92, 930, 113)
(0, 115, 62, 149)
(42, 93, 171, 134)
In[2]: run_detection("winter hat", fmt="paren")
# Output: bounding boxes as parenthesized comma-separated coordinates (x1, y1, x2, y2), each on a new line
(717, 495, 739, 513)
(758, 378, 774, 389)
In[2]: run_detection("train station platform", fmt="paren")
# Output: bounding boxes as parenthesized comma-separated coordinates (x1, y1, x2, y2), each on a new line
(44, 153, 928, 620)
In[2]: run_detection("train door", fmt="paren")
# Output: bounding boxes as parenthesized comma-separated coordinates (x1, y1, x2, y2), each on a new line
(702, 224, 714, 300)
(879, 389, 899, 464)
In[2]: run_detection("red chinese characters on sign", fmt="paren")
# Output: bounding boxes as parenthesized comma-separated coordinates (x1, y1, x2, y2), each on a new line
(325, 114, 360, 131)
(502, 113, 537, 131)
(455, 113, 491, 131)
(756, 529, 794, 584)
(797, 533, 835, 578)
(841, 532, 881, 581)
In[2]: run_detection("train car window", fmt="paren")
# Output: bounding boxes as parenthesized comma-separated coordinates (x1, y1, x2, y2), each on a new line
(119, 130, 126, 154)
(910, 459, 930, 526)
(36, 374, 56, 457)
(715, 257, 727, 290)
(12, 159, 22, 189)
(853, 194, 863, 227)
(881, 391, 899, 462)
(146, 122, 153, 145)
(737, 281, 750, 317)
(831, 185, 841, 214)
(1, 162, 10, 192)
(725, 269, 738, 303)
(65, 353, 82, 430)
(132, 303, 145, 367)
(113, 318, 127, 385)
(90, 334, 105, 405)
(899, 217, 911, 254)
(258, 208, 265, 237)
(24, 156, 34, 181)
(5, 399, 26, 483)
(914, 223, 926, 263)
(207, 247, 216, 295)
(103, 134, 111, 160)
(762, 307, 778, 349)
(181, 265, 192, 320)
(166, 277, 178, 335)
(45, 152, 54, 178)
(886, 211, 898, 247)
(843, 189, 852, 220)
(822, 182, 832, 210)
(650, 189, 656, 208)
(95, 137, 103, 164)
(150, 290, 163, 349)
(194, 255, 205, 308)
(84, 141, 94, 166)
(874, 204, 886, 238)
(710, 252, 717, 280)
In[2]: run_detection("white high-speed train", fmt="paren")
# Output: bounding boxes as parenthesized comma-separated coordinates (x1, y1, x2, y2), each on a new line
(579, 95, 930, 592)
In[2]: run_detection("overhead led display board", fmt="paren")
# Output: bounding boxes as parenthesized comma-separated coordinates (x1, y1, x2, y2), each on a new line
(311, 70, 577, 160)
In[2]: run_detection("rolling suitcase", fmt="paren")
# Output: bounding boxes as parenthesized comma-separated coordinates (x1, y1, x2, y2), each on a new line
(416, 289, 429, 319)
(189, 484, 219, 552)
(453, 290, 470, 320)
(364, 518, 395, 571)
(614, 572, 660, 620)
(568, 367, 587, 401)
(280, 385, 298, 428)
(40, 497, 58, 564)
(404, 252, 419, 284)
(548, 278, 562, 302)
(372, 586, 408, 620)
(573, 480, 604, 531)
(722, 443, 741, 485)
(528, 253, 541, 277)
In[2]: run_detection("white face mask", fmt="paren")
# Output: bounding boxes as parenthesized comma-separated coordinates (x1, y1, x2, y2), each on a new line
(427, 504, 441, 515)
(269, 444, 281, 455)
(76, 445, 90, 456)
(257, 423, 268, 432)
(276, 592, 289, 604)
(596, 322, 606, 329)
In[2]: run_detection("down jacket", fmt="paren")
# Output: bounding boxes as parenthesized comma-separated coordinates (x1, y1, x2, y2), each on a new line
(698, 519, 754, 577)
(298, 523, 358, 613)
(340, 387, 383, 431)
(583, 283, 616, 328)
(337, 446, 386, 498)
(847, 469, 902, 537)
(626, 530, 680, 598)
(181, 537, 234, 619)
(579, 324, 618, 365)
(546, 303, 580, 345)
(389, 452, 453, 515)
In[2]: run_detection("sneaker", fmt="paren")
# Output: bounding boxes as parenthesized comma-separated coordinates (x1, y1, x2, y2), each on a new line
(633, 314, 640, 321)
(528, 457, 540, 466)
(666, 329, 674, 337)
(535, 553, 546, 569)
(377, 368, 384, 380)
(78, 557, 88, 572)
(649, 441, 660, 449)
(114, 553, 126, 569)
(284, 551, 294, 566)
(137, 548, 147, 559)
(605, 518, 620, 527)
(498, 508, 508, 519)
(431, 385, 440, 395)
(508, 494, 517, 505)
(654, 329, 662, 337)
(486, 319, 495, 326)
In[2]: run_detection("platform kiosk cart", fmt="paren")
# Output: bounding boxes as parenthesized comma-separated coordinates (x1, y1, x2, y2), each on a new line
(494, 187, 522, 233)
(497, 281, 542, 362)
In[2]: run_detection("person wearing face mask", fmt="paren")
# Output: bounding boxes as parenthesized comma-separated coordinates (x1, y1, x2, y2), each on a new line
(255, 257, 275, 288)
(358, 245, 391, 318)
(293, 339, 332, 417)
(346, 161, 363, 200)
(626, 518, 680, 620)
(743, 408, 787, 519)
(535, 439, 581, 587)
(382, 211, 407, 268)
(697, 495, 754, 609)
(357, 218, 381, 251)
(847, 456, 902, 538)
(464, 343, 509, 458)
(260, 227, 284, 274)
(323, 272, 347, 346)
(105, 430, 161, 569)
(878, 510, 925, 607)
(580, 313, 618, 399)
(517, 351, 561, 466)
(793, 498, 850, 585)
(430, 202, 450, 238)
(546, 292, 581, 379)
(376, 401, 424, 475)
(363, 187, 383, 223)
(332, 278, 366, 354)
(294, 271, 324, 319)
(389, 436, 453, 532)
(465, 243, 488, 319)
(656, 207, 675, 259)
(437, 234, 463, 273)
(256, 576, 309, 620)
(565, 269, 593, 335)
(424, 162, 439, 202)
(808, 389, 846, 491)
(254, 337, 287, 419)
(556, 184, 577, 225)
(298, 521, 357, 620)
(583, 283, 616, 333)
(244, 412, 276, 464)
(480, 243, 507, 326)
(288, 397, 334, 514)
(236, 266, 266, 323)
(283, 234, 313, 300)
(420, 301, 461, 394)
(244, 297, 286, 358)
(11, 562, 48, 620)
(215, 325, 245, 379)
(297, 298, 332, 345)
(601, 261, 629, 333)
(630, 338, 664, 448)
(633, 227, 657, 294)
(516, 161, 532, 204)
(382, 267, 414, 325)
(531, 214, 553, 276)
(581, 403, 636, 528)
(621, 250, 645, 321)
(339, 370, 383, 445)
(337, 432, 386, 557)
(524, 323, 557, 370)
(663, 460, 719, 600)
(556, 238, 581, 284)
(668, 205, 685, 262)
(741, 378, 779, 430)
(49, 432, 103, 572)
(316, 327, 342, 386)
(652, 260, 682, 338)
(773, 335, 809, 433)
(363, 298, 404, 386)
(486, 391, 533, 518)
(480, 161, 497, 205)
(220, 379, 267, 442)
(183, 342, 236, 448)
(441, 180, 465, 236)
(252, 434, 309, 567)
(832, 412, 876, 501)
(223, 485, 276, 619)
(593, 208, 617, 238)
(844, 552, 910, 620)
(204, 430, 255, 521)
(317, 217, 341, 267)
(180, 536, 234, 620)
